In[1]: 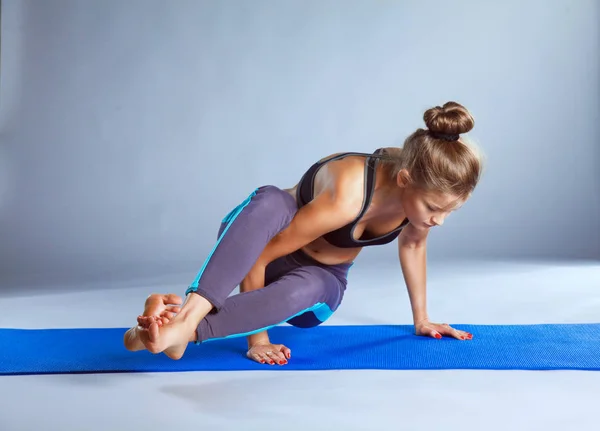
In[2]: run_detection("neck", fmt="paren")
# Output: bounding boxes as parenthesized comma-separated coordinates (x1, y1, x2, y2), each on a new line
(372, 163, 404, 213)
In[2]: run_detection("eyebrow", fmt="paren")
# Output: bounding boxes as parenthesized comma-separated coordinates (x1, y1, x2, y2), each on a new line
(425, 200, 445, 211)
(427, 198, 463, 211)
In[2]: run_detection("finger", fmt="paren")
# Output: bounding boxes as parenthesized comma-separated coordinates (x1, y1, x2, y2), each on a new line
(451, 329, 467, 339)
(459, 330, 473, 340)
(452, 329, 472, 340)
(430, 329, 442, 339)
(165, 306, 181, 314)
(441, 326, 471, 340)
(436, 324, 458, 335)
(450, 330, 464, 340)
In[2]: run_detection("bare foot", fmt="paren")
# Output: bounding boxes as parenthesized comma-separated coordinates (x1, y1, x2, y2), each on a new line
(123, 293, 182, 351)
(136, 292, 212, 360)
(247, 342, 291, 365)
(143, 318, 195, 360)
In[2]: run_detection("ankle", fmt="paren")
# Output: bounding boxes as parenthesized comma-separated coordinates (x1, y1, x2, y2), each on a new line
(178, 293, 213, 324)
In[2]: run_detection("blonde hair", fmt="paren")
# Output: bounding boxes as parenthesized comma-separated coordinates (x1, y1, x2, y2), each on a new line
(381, 101, 484, 199)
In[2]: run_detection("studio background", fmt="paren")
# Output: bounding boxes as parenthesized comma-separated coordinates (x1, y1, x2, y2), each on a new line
(0, 0, 598, 289)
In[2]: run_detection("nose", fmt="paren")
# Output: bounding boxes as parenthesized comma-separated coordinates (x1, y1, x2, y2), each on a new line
(432, 216, 444, 226)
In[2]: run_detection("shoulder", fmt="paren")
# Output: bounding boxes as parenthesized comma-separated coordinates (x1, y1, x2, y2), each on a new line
(313, 153, 369, 214)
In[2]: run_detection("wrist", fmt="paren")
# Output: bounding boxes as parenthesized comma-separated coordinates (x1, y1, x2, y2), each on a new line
(413, 315, 429, 326)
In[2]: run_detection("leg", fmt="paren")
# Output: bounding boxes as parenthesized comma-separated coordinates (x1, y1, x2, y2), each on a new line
(195, 265, 345, 343)
(137, 186, 299, 358)
(187, 185, 298, 309)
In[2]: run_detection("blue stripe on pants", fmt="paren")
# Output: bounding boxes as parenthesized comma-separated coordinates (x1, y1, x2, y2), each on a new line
(185, 188, 258, 294)
(201, 302, 334, 343)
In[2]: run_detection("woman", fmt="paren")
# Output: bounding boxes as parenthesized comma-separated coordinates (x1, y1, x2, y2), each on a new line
(124, 101, 483, 366)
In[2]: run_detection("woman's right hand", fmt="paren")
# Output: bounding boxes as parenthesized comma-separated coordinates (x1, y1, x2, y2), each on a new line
(247, 342, 291, 365)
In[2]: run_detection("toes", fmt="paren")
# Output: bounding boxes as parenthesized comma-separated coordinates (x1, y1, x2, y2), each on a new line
(264, 353, 276, 365)
(160, 311, 176, 320)
(148, 321, 160, 343)
(248, 353, 266, 364)
(144, 293, 163, 307)
(281, 346, 292, 359)
(273, 351, 287, 365)
(163, 294, 183, 305)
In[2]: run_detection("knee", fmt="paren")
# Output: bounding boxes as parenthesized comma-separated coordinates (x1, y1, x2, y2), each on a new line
(285, 275, 329, 306)
(253, 186, 296, 215)
(245, 186, 297, 229)
(220, 186, 294, 228)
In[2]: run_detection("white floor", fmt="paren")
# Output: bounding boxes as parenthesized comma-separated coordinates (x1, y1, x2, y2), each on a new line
(1, 259, 599, 431)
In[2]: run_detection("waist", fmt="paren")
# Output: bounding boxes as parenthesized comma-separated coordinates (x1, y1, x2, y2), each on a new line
(291, 247, 354, 270)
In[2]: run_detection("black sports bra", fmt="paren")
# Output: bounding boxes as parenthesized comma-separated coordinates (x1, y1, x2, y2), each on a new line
(296, 148, 409, 248)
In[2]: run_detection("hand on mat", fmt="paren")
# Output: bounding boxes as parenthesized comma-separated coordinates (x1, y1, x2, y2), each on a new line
(415, 320, 472, 340)
(247, 342, 291, 365)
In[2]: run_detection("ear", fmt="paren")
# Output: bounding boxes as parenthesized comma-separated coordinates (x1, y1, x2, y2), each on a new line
(396, 169, 411, 188)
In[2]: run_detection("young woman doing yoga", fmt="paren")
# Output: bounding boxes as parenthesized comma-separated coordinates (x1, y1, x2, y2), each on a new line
(124, 101, 483, 366)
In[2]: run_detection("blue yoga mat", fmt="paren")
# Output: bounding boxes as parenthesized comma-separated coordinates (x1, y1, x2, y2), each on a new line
(1, 324, 599, 375)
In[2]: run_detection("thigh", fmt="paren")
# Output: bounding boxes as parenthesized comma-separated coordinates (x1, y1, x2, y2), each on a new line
(196, 264, 345, 342)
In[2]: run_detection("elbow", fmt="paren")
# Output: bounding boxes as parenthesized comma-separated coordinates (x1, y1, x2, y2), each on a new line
(399, 237, 426, 250)
(398, 224, 428, 250)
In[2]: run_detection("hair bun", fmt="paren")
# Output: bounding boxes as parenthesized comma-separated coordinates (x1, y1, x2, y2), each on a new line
(424, 101, 474, 139)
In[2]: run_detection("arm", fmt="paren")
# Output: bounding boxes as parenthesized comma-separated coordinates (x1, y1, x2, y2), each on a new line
(398, 223, 472, 340)
(258, 189, 361, 265)
(398, 223, 430, 325)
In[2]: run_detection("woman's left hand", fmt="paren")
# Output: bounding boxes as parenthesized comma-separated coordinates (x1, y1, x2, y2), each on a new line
(415, 319, 473, 340)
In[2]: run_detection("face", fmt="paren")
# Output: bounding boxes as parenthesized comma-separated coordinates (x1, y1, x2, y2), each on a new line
(396, 171, 466, 229)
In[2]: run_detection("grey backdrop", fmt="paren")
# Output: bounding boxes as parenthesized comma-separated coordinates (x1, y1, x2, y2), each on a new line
(0, 0, 598, 287)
